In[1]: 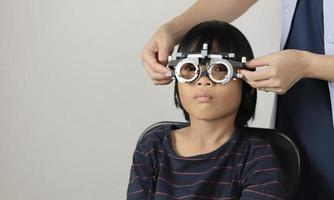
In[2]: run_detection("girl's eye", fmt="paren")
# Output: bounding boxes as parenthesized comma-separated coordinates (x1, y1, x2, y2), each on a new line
(184, 64, 196, 71)
(214, 65, 227, 72)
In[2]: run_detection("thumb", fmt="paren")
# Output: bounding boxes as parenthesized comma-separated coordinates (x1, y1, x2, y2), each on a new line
(246, 55, 270, 69)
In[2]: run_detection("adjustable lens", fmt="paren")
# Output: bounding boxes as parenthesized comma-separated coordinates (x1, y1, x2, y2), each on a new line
(180, 63, 197, 80)
(208, 60, 233, 84)
(175, 59, 199, 83)
(210, 64, 228, 81)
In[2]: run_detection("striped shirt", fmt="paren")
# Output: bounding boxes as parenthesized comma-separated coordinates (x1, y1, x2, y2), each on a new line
(127, 124, 287, 200)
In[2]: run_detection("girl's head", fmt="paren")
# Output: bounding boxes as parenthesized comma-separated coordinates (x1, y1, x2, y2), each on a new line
(174, 20, 256, 127)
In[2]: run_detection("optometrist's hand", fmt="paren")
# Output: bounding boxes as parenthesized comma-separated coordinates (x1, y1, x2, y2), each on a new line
(239, 49, 307, 94)
(141, 24, 174, 85)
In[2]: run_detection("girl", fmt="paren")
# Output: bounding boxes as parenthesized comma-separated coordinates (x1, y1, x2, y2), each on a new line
(127, 21, 287, 200)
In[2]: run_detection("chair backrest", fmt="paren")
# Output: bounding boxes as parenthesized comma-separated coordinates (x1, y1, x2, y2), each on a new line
(141, 121, 300, 199)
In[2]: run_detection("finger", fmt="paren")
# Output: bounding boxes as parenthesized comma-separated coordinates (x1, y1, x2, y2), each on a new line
(246, 54, 272, 69)
(157, 42, 173, 65)
(143, 62, 171, 81)
(250, 79, 280, 88)
(257, 87, 282, 94)
(242, 78, 276, 90)
(153, 78, 174, 86)
(242, 78, 256, 88)
(240, 68, 271, 82)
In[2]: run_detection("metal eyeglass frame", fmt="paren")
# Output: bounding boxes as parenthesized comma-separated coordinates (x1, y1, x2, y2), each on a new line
(166, 43, 247, 85)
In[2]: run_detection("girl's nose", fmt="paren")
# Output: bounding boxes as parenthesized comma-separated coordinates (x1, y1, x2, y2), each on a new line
(196, 76, 212, 86)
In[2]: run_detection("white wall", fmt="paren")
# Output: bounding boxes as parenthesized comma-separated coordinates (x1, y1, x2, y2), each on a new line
(0, 0, 281, 199)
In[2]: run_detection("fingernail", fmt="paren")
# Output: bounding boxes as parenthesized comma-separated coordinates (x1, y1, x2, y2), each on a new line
(237, 74, 244, 78)
(165, 71, 172, 77)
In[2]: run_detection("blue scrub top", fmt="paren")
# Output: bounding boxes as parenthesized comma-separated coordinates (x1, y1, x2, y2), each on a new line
(276, 0, 334, 199)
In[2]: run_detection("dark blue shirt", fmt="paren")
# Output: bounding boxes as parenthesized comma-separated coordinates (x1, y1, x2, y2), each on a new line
(284, 0, 324, 53)
(127, 124, 287, 199)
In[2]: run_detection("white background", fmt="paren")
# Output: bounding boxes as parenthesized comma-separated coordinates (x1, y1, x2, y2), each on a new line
(0, 0, 281, 199)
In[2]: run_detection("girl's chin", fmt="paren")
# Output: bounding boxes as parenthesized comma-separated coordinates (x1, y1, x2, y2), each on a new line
(189, 113, 226, 121)
(188, 109, 237, 121)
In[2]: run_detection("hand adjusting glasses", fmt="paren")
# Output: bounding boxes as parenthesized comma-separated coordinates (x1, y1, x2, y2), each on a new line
(167, 43, 247, 85)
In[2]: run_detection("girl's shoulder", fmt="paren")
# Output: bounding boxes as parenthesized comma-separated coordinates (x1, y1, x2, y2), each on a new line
(136, 122, 172, 151)
(236, 128, 278, 166)
(233, 127, 276, 165)
(237, 127, 273, 149)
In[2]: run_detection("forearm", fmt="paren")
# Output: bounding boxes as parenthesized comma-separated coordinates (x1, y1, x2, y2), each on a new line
(302, 51, 334, 81)
(164, 0, 257, 44)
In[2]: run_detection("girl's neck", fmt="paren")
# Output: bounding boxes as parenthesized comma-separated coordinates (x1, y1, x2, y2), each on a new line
(186, 115, 236, 147)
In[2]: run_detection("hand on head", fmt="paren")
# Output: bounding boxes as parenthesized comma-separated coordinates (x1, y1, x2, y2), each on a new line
(141, 25, 175, 85)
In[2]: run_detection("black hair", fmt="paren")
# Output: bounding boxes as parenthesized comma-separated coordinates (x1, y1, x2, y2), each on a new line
(174, 20, 257, 127)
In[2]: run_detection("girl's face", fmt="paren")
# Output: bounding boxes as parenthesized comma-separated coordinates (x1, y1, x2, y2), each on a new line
(178, 65, 242, 121)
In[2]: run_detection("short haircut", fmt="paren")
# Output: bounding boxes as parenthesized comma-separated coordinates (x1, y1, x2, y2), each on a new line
(174, 20, 257, 127)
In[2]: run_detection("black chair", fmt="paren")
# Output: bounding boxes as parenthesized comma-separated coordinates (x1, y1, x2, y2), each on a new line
(141, 121, 300, 199)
